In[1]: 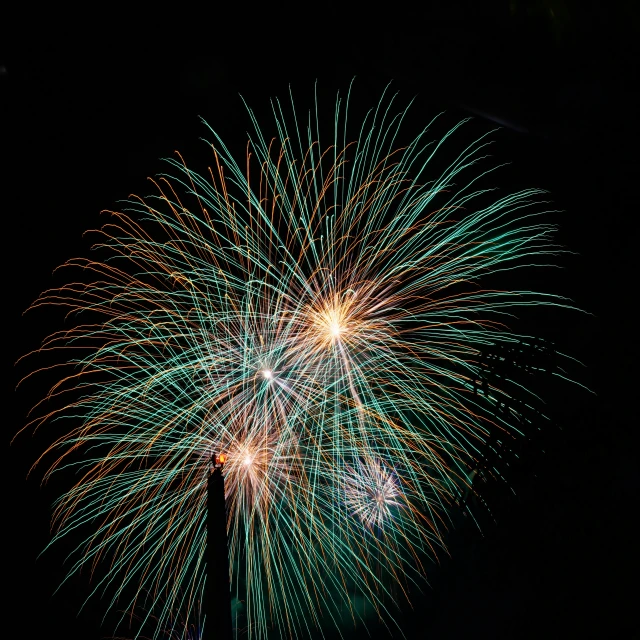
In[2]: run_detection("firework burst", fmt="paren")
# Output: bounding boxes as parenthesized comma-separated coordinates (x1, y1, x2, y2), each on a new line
(19, 82, 577, 639)
(344, 458, 402, 530)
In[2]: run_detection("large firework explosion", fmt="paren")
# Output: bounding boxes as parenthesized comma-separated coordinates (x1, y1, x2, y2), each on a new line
(19, 83, 577, 639)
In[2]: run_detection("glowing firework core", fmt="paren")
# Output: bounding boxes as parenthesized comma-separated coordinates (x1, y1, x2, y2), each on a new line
(308, 299, 354, 348)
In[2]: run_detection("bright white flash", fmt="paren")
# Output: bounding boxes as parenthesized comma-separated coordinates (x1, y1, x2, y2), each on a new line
(262, 369, 273, 379)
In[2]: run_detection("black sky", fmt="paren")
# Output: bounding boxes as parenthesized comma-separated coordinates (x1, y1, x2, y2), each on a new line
(6, 2, 639, 638)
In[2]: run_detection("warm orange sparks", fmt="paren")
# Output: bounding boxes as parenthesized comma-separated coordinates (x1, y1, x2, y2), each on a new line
(308, 295, 354, 348)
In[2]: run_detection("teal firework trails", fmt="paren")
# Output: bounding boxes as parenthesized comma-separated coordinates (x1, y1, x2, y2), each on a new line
(20, 83, 577, 639)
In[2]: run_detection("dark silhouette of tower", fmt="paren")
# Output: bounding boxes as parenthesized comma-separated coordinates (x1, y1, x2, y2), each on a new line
(204, 454, 233, 640)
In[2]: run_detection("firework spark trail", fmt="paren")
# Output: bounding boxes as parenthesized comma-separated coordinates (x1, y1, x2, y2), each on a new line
(19, 83, 579, 639)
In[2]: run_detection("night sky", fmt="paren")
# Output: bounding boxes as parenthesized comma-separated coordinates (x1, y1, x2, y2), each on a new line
(6, 2, 638, 638)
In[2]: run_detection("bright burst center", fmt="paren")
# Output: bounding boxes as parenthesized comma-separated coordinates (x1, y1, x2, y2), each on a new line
(324, 307, 345, 340)
(308, 298, 354, 348)
(262, 369, 273, 380)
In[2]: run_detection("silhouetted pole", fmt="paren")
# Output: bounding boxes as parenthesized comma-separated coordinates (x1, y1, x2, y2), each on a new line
(204, 453, 233, 640)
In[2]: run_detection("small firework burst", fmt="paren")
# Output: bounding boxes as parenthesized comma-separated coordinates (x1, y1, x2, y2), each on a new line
(344, 458, 402, 530)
